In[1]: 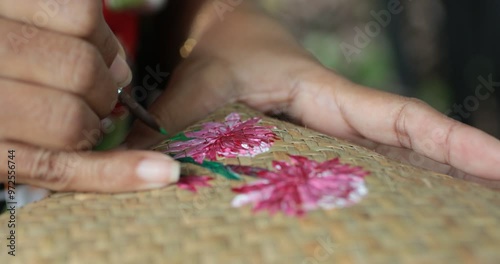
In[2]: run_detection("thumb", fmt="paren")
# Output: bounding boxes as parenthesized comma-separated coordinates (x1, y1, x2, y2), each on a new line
(0, 141, 180, 193)
(125, 60, 236, 149)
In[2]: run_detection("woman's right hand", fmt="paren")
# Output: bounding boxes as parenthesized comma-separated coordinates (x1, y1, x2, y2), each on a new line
(0, 0, 180, 192)
(0, 0, 130, 148)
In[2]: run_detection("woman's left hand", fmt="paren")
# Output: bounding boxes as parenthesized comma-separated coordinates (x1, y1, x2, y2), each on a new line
(125, 6, 500, 187)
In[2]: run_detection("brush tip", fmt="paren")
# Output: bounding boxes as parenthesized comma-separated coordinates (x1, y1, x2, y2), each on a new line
(159, 127, 168, 135)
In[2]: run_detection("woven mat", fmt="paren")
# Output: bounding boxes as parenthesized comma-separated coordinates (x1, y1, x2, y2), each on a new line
(1, 104, 499, 264)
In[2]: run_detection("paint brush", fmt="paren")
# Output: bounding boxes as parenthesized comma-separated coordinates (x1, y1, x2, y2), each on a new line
(118, 88, 168, 135)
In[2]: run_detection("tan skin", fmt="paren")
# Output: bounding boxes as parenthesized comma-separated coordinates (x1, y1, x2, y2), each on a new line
(1, 1, 499, 192)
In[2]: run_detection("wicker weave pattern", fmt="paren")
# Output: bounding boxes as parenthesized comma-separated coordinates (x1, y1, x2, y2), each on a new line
(1, 104, 499, 264)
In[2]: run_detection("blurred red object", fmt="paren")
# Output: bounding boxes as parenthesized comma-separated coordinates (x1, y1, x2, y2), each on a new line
(103, 3, 139, 60)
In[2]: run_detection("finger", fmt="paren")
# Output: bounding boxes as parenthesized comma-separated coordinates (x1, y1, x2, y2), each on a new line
(0, 79, 100, 150)
(0, 18, 122, 117)
(0, 0, 121, 66)
(290, 70, 500, 180)
(0, 141, 180, 193)
(126, 60, 236, 149)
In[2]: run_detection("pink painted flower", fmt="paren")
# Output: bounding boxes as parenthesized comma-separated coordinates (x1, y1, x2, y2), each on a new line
(231, 155, 369, 216)
(167, 113, 277, 163)
(176, 176, 214, 193)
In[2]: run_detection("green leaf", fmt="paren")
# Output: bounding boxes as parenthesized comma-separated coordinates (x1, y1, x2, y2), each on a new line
(168, 132, 192, 142)
(177, 157, 242, 180)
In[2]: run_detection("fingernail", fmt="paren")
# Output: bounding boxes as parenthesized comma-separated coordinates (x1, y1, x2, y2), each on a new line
(110, 54, 132, 87)
(136, 158, 180, 187)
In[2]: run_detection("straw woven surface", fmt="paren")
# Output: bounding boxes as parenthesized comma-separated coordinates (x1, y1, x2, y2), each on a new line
(1, 104, 499, 264)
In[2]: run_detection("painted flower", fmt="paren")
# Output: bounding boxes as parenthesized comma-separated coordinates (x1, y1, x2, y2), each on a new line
(167, 113, 277, 163)
(176, 176, 214, 193)
(231, 155, 369, 216)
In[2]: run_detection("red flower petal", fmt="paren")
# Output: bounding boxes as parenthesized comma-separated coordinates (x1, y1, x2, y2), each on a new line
(176, 176, 214, 193)
(166, 113, 278, 163)
(231, 155, 369, 216)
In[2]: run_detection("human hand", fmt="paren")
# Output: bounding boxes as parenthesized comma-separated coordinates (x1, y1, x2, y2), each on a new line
(0, 0, 179, 192)
(126, 7, 500, 187)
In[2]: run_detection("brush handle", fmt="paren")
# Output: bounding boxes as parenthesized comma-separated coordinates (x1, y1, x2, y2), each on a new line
(118, 91, 161, 132)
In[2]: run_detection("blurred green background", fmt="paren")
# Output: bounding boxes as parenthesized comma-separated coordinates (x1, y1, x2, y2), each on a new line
(260, 0, 449, 106)
(259, 0, 499, 137)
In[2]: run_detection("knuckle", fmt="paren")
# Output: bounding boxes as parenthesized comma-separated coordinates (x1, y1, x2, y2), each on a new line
(437, 121, 460, 164)
(68, 1, 103, 37)
(405, 97, 427, 106)
(393, 97, 427, 148)
(29, 149, 71, 190)
(54, 95, 94, 147)
(66, 40, 100, 94)
(99, 30, 119, 64)
(395, 97, 428, 116)
(395, 97, 427, 111)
